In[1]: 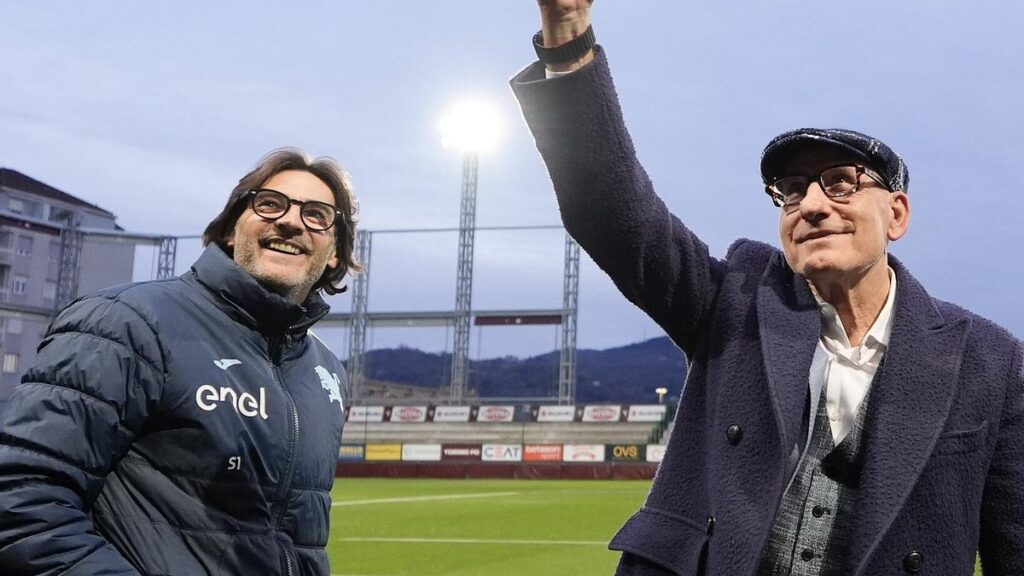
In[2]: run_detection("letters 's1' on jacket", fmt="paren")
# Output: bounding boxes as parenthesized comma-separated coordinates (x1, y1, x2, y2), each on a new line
(0, 245, 347, 575)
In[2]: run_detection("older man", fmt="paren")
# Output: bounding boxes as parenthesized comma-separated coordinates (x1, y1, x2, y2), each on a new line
(0, 148, 358, 575)
(512, 2, 1024, 575)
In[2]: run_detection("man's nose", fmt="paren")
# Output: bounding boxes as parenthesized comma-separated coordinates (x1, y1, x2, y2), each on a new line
(275, 203, 307, 232)
(797, 182, 831, 221)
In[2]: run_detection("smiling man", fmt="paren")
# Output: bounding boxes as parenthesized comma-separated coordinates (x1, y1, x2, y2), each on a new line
(512, 1, 1024, 575)
(0, 148, 359, 575)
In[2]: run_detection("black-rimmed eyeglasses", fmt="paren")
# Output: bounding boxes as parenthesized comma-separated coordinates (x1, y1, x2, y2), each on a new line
(246, 188, 342, 232)
(765, 165, 890, 213)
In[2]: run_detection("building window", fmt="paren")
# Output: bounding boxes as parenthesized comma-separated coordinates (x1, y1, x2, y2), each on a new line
(5, 317, 22, 334)
(2, 353, 18, 374)
(16, 236, 32, 257)
(43, 281, 57, 301)
(12, 276, 27, 295)
(8, 199, 24, 215)
(0, 231, 12, 249)
(49, 241, 62, 263)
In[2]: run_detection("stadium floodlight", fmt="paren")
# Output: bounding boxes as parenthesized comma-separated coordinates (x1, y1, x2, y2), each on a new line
(439, 98, 500, 153)
(655, 387, 668, 404)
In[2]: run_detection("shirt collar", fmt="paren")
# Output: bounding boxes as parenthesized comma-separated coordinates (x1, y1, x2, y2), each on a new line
(809, 267, 897, 352)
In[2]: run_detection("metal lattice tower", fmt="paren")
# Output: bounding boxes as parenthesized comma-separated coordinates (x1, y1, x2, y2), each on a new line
(347, 229, 373, 401)
(156, 236, 177, 279)
(55, 216, 83, 311)
(558, 233, 580, 404)
(450, 152, 478, 402)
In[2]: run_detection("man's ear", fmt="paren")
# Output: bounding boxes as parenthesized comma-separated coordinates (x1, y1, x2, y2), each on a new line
(887, 191, 911, 241)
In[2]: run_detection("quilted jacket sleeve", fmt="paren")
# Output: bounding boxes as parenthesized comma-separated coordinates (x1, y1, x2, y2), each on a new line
(510, 48, 725, 356)
(0, 293, 164, 575)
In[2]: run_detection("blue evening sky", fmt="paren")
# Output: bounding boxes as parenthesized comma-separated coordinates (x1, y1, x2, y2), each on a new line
(2, 2, 1022, 359)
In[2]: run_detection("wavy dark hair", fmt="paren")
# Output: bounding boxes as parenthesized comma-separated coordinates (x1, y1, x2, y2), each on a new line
(202, 148, 361, 295)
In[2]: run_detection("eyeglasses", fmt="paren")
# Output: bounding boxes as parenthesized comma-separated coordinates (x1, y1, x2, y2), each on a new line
(765, 165, 889, 213)
(246, 188, 342, 232)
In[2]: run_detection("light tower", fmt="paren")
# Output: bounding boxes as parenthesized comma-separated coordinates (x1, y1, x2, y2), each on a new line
(439, 99, 500, 403)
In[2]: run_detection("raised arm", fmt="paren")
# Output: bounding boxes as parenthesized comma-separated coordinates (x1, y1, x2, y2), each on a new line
(0, 295, 161, 575)
(513, 2, 725, 355)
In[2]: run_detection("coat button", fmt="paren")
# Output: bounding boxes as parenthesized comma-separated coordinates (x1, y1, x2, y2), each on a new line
(800, 548, 814, 561)
(812, 505, 824, 518)
(903, 551, 924, 573)
(726, 424, 743, 445)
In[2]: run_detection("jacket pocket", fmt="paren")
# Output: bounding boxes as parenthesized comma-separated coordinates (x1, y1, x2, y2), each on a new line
(609, 507, 709, 576)
(933, 420, 988, 456)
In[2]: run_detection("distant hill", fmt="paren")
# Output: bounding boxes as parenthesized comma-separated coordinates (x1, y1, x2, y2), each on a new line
(358, 336, 687, 404)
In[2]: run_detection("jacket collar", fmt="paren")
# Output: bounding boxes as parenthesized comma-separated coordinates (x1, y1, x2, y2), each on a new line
(188, 244, 330, 336)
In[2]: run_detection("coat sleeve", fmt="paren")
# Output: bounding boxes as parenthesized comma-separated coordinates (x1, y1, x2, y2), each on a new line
(510, 48, 725, 356)
(0, 294, 164, 575)
(978, 339, 1024, 575)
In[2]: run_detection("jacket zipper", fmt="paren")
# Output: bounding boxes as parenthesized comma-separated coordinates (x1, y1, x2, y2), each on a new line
(269, 333, 299, 576)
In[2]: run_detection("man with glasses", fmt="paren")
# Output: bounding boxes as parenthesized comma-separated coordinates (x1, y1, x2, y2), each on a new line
(512, 1, 1023, 574)
(0, 148, 359, 575)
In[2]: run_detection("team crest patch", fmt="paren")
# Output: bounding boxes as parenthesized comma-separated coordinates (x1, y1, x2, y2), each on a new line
(315, 366, 344, 409)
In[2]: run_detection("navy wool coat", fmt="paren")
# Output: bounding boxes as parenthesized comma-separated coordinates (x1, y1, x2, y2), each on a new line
(512, 49, 1024, 576)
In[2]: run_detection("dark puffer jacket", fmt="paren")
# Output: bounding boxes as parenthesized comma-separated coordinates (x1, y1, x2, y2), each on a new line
(0, 245, 347, 575)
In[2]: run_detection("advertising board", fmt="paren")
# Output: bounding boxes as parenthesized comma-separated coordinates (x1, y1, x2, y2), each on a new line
(646, 444, 667, 463)
(536, 405, 576, 422)
(562, 444, 606, 462)
(607, 444, 644, 462)
(476, 405, 516, 423)
(402, 444, 442, 461)
(347, 406, 385, 423)
(482, 444, 523, 462)
(364, 443, 402, 461)
(523, 444, 563, 462)
(626, 405, 667, 422)
(582, 405, 623, 422)
(337, 444, 365, 462)
(433, 406, 472, 422)
(441, 443, 482, 461)
(390, 405, 428, 423)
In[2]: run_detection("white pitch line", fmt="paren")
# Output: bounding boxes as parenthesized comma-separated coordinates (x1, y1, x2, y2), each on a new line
(337, 537, 607, 546)
(332, 491, 518, 507)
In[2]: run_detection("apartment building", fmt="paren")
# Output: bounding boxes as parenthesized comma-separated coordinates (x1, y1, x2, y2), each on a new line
(0, 168, 136, 392)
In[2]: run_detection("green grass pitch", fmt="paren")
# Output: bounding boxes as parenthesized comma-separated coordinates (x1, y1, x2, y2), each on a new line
(329, 478, 650, 575)
(328, 478, 984, 575)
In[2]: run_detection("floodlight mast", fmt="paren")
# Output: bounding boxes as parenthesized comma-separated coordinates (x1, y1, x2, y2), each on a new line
(439, 99, 499, 403)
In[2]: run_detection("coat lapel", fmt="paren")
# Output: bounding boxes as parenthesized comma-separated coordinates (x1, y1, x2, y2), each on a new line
(848, 259, 971, 573)
(757, 252, 821, 468)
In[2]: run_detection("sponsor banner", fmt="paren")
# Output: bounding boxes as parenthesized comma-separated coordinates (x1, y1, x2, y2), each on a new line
(562, 444, 606, 462)
(582, 405, 623, 422)
(524, 444, 563, 462)
(402, 443, 442, 461)
(364, 443, 402, 461)
(536, 405, 576, 423)
(389, 405, 428, 423)
(607, 444, 644, 462)
(627, 404, 667, 423)
(476, 405, 516, 423)
(338, 444, 365, 462)
(646, 444, 667, 463)
(482, 444, 523, 462)
(433, 406, 472, 423)
(441, 443, 482, 461)
(347, 406, 385, 423)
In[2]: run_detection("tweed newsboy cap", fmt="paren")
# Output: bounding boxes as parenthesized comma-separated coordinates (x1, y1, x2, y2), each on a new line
(760, 128, 909, 193)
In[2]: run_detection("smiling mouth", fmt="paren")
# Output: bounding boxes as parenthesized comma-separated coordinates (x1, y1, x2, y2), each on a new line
(264, 239, 305, 255)
(800, 231, 844, 243)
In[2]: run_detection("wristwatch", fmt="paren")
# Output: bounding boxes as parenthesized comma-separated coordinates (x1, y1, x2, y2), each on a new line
(533, 25, 596, 66)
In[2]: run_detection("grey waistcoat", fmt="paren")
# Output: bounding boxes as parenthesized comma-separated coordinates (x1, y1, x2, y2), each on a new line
(758, 356, 876, 576)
